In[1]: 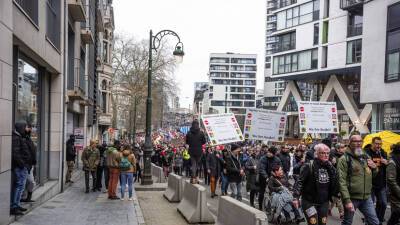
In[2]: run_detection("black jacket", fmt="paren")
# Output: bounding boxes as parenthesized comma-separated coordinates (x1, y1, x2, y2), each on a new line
(278, 152, 291, 174)
(268, 175, 291, 193)
(293, 155, 304, 177)
(66, 138, 76, 162)
(25, 133, 37, 169)
(206, 151, 222, 177)
(259, 155, 281, 179)
(226, 153, 242, 183)
(365, 148, 387, 189)
(12, 122, 31, 169)
(245, 156, 259, 191)
(294, 159, 338, 204)
(186, 128, 206, 158)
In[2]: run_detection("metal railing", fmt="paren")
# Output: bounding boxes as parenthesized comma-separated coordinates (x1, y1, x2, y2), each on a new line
(14, 0, 38, 25)
(348, 23, 363, 37)
(272, 41, 296, 53)
(277, 0, 297, 9)
(340, 0, 364, 9)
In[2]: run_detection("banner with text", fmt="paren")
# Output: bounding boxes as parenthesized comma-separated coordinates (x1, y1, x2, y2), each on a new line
(201, 113, 244, 145)
(298, 101, 339, 134)
(243, 109, 287, 142)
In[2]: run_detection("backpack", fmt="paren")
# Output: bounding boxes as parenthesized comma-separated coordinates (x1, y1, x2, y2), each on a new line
(120, 156, 132, 171)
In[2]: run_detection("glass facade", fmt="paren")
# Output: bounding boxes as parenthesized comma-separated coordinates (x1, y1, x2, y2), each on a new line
(386, 3, 400, 82)
(273, 48, 318, 74)
(346, 39, 362, 64)
(276, 0, 319, 30)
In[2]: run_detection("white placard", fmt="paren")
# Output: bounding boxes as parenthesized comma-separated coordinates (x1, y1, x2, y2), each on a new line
(201, 113, 244, 145)
(243, 109, 287, 142)
(298, 101, 339, 134)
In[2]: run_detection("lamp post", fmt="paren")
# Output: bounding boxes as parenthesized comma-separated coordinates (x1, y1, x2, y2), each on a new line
(141, 29, 184, 185)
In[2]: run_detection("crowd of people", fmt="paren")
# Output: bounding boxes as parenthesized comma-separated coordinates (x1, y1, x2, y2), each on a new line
(10, 119, 400, 225)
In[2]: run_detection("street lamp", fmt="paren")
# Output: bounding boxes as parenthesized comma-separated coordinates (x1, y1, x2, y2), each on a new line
(142, 29, 184, 185)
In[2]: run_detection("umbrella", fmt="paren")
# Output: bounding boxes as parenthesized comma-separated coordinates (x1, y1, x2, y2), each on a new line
(363, 131, 400, 154)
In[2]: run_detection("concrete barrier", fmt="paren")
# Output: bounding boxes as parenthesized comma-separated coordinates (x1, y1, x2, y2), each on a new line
(217, 196, 268, 225)
(177, 180, 215, 224)
(151, 163, 166, 183)
(163, 173, 183, 202)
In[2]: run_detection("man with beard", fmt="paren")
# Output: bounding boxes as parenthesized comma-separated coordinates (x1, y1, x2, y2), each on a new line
(338, 134, 379, 225)
(293, 144, 338, 225)
(328, 143, 346, 219)
(259, 146, 281, 210)
(293, 144, 306, 181)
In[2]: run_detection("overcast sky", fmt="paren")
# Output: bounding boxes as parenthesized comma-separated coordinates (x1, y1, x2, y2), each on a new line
(113, 0, 265, 109)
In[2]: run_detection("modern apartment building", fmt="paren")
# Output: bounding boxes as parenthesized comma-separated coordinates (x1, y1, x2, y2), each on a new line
(193, 82, 209, 116)
(256, 89, 265, 108)
(361, 0, 400, 133)
(208, 53, 257, 117)
(263, 0, 383, 136)
(0, 0, 114, 223)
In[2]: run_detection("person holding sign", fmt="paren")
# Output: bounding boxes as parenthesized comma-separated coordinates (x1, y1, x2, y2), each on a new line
(186, 120, 206, 184)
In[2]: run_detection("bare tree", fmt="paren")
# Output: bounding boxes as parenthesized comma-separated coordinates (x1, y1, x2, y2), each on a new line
(111, 34, 179, 137)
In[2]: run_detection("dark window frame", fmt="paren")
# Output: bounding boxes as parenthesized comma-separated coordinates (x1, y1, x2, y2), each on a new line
(272, 48, 318, 75)
(385, 2, 400, 83)
(346, 39, 362, 64)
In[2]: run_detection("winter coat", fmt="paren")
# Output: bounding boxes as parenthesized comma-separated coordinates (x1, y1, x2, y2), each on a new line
(206, 152, 222, 177)
(387, 159, 400, 210)
(268, 175, 291, 194)
(365, 148, 387, 190)
(278, 152, 291, 174)
(293, 159, 338, 204)
(81, 146, 100, 171)
(226, 153, 243, 183)
(292, 155, 304, 177)
(66, 138, 76, 162)
(259, 155, 281, 180)
(12, 121, 31, 170)
(25, 133, 37, 169)
(245, 156, 259, 191)
(185, 127, 206, 158)
(337, 149, 378, 204)
(120, 150, 137, 173)
(106, 147, 121, 168)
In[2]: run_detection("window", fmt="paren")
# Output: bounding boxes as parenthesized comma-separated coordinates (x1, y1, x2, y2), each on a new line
(274, 32, 296, 53)
(273, 49, 318, 74)
(103, 41, 108, 63)
(14, 0, 39, 25)
(348, 13, 363, 37)
(276, 0, 320, 30)
(46, 0, 61, 49)
(386, 3, 400, 82)
(313, 23, 319, 45)
(346, 39, 362, 64)
(322, 21, 329, 44)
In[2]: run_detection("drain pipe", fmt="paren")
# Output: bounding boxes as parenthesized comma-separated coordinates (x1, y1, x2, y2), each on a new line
(60, 0, 68, 192)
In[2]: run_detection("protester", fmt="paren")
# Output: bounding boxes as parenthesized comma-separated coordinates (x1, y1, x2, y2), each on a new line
(96, 143, 107, 191)
(387, 143, 400, 225)
(182, 146, 191, 177)
(10, 121, 31, 215)
(206, 147, 222, 198)
(338, 134, 380, 225)
(21, 124, 37, 203)
(328, 142, 346, 219)
(259, 146, 281, 210)
(220, 148, 230, 196)
(365, 136, 388, 224)
(226, 144, 244, 201)
(185, 120, 206, 184)
(294, 143, 338, 225)
(245, 148, 259, 207)
(173, 151, 183, 176)
(81, 140, 100, 193)
(65, 135, 76, 183)
(107, 142, 121, 199)
(119, 145, 136, 201)
(293, 144, 306, 181)
(278, 145, 291, 176)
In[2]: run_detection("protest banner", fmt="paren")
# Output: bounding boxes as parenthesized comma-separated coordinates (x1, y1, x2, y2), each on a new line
(297, 101, 339, 134)
(243, 108, 287, 142)
(201, 113, 244, 145)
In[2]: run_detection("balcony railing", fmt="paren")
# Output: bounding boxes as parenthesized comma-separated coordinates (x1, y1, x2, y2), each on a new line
(347, 23, 363, 37)
(340, 0, 364, 10)
(277, 0, 297, 9)
(14, 0, 38, 25)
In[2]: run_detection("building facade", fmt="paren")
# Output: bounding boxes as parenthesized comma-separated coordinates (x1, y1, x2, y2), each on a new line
(264, 0, 376, 137)
(193, 82, 209, 116)
(0, 0, 114, 223)
(360, 0, 400, 133)
(208, 53, 257, 116)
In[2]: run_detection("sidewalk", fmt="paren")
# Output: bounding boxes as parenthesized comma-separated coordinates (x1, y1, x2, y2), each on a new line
(11, 174, 144, 225)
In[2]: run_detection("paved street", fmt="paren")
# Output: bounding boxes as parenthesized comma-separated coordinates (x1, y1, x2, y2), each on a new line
(11, 176, 143, 225)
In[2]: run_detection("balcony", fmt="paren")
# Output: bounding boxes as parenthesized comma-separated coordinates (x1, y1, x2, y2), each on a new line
(347, 23, 363, 37)
(340, 0, 365, 11)
(277, 0, 297, 9)
(68, 0, 86, 22)
(67, 58, 86, 101)
(272, 41, 296, 53)
(81, 27, 94, 44)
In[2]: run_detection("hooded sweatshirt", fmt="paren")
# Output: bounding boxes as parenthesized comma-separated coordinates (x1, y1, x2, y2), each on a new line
(12, 121, 31, 169)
